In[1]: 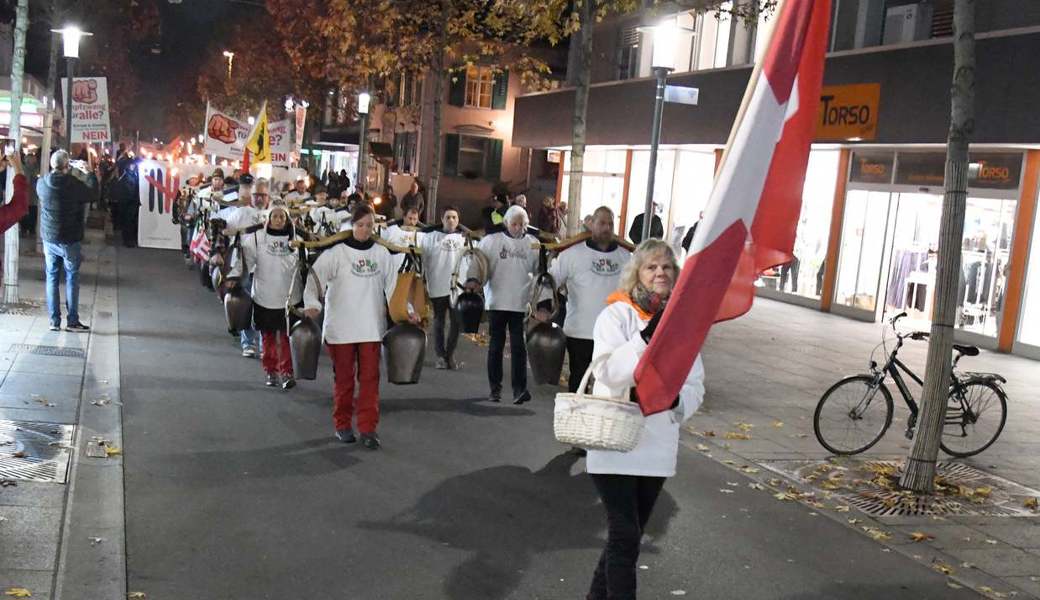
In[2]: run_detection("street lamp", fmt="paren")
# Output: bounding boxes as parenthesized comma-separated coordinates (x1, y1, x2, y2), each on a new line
(641, 19, 677, 242)
(222, 50, 235, 79)
(52, 25, 92, 151)
(357, 91, 371, 195)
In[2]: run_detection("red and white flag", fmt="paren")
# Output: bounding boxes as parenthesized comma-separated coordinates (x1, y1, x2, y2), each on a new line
(634, 0, 831, 415)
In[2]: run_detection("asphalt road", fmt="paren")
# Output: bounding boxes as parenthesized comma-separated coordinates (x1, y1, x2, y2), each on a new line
(117, 246, 980, 600)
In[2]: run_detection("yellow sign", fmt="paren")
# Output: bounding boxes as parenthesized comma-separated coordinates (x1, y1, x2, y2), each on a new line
(816, 83, 880, 141)
(246, 101, 271, 163)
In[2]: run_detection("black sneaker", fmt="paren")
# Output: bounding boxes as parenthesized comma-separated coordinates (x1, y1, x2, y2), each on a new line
(488, 391, 502, 403)
(65, 322, 90, 332)
(569, 446, 588, 457)
(513, 390, 532, 405)
(265, 373, 279, 387)
(281, 376, 296, 390)
(335, 429, 356, 444)
(360, 432, 381, 450)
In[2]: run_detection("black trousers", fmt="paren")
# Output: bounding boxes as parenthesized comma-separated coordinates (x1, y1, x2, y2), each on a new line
(566, 337, 595, 393)
(487, 310, 527, 397)
(430, 296, 460, 361)
(588, 474, 666, 600)
(780, 257, 800, 293)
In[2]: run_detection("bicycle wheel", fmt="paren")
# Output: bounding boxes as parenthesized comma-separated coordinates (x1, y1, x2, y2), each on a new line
(814, 375, 894, 455)
(940, 380, 1007, 458)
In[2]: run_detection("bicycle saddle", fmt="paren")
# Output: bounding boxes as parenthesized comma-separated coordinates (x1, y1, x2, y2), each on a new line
(953, 343, 979, 357)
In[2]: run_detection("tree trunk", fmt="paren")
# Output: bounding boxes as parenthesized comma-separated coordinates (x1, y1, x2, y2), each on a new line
(566, 0, 594, 236)
(3, 0, 30, 304)
(46, 0, 61, 104)
(425, 2, 450, 223)
(899, 0, 975, 493)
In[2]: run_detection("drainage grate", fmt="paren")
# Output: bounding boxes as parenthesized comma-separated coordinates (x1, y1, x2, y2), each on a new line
(761, 459, 1040, 518)
(0, 419, 75, 483)
(8, 344, 86, 358)
(0, 300, 43, 316)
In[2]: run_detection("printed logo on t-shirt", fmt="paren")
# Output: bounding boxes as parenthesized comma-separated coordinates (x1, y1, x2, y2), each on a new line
(499, 246, 529, 261)
(591, 258, 621, 276)
(352, 258, 380, 277)
(440, 237, 464, 252)
(266, 239, 293, 256)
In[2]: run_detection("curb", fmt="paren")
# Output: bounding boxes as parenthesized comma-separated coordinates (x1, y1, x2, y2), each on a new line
(53, 242, 126, 599)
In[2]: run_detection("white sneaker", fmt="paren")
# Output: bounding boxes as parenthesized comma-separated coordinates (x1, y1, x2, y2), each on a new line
(242, 346, 258, 358)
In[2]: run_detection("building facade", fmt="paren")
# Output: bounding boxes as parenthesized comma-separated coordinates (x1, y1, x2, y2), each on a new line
(511, 1, 1040, 359)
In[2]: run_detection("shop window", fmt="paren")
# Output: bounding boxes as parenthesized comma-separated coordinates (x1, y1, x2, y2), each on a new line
(956, 197, 1017, 337)
(627, 149, 676, 242)
(560, 149, 628, 232)
(1018, 195, 1040, 348)
(835, 190, 893, 312)
(617, 27, 641, 80)
(442, 133, 502, 180)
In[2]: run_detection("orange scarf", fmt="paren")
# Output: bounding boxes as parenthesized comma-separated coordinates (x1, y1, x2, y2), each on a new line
(606, 290, 654, 321)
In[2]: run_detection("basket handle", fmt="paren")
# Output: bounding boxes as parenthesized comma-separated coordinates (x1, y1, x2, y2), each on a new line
(573, 354, 628, 402)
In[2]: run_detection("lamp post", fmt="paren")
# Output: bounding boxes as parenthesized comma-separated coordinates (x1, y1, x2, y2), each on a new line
(52, 25, 92, 152)
(223, 50, 235, 79)
(356, 91, 371, 195)
(641, 20, 677, 242)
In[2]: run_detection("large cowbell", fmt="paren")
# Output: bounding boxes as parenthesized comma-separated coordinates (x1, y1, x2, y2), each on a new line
(223, 286, 253, 333)
(455, 291, 484, 333)
(526, 273, 566, 386)
(383, 323, 426, 385)
(289, 316, 322, 380)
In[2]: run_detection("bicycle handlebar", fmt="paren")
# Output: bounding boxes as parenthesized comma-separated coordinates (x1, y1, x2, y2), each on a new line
(889, 312, 908, 326)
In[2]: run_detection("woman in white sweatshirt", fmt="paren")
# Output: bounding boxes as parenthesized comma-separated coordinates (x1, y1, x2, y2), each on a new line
(303, 203, 406, 450)
(476, 205, 539, 404)
(418, 206, 467, 370)
(585, 238, 705, 600)
(228, 203, 302, 389)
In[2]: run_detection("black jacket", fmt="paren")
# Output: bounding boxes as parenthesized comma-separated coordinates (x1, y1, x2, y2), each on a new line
(37, 171, 93, 244)
(628, 213, 664, 245)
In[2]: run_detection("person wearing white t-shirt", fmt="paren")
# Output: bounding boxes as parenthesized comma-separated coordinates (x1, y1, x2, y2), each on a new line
(381, 206, 423, 271)
(303, 204, 418, 450)
(549, 206, 631, 393)
(476, 206, 539, 404)
(419, 206, 467, 369)
(284, 177, 311, 206)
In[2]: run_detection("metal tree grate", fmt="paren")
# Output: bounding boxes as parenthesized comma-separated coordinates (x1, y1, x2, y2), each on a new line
(8, 344, 86, 358)
(761, 459, 1040, 518)
(0, 300, 43, 316)
(0, 419, 75, 483)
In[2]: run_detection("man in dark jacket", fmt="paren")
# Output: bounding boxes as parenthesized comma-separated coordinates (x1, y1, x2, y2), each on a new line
(37, 150, 93, 332)
(628, 204, 664, 245)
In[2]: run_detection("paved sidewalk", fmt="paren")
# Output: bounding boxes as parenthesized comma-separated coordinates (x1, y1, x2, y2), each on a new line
(0, 228, 124, 600)
(692, 297, 1040, 599)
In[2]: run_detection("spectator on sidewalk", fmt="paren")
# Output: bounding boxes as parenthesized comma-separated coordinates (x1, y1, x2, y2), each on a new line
(480, 194, 508, 231)
(37, 149, 94, 332)
(419, 206, 467, 370)
(538, 196, 561, 236)
(0, 151, 28, 235)
(228, 202, 302, 390)
(400, 180, 424, 220)
(584, 238, 704, 600)
(475, 205, 539, 404)
(628, 203, 664, 245)
(303, 203, 414, 450)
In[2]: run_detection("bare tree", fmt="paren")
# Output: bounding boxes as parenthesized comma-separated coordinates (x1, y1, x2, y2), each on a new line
(899, 0, 975, 493)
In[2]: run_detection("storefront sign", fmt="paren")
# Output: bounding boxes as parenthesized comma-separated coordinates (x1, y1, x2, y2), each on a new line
(849, 151, 894, 184)
(816, 84, 880, 141)
(895, 152, 1023, 190)
(60, 77, 112, 143)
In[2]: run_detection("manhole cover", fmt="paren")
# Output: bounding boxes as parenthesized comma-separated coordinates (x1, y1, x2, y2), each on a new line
(0, 300, 42, 316)
(761, 459, 1040, 518)
(0, 420, 75, 483)
(8, 344, 86, 358)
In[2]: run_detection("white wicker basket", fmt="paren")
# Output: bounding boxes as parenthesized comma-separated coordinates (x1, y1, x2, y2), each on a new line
(553, 356, 644, 452)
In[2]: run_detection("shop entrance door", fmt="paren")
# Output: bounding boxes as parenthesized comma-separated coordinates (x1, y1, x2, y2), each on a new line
(880, 193, 941, 332)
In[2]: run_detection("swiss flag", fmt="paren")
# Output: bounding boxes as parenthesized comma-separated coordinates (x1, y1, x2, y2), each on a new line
(634, 0, 832, 415)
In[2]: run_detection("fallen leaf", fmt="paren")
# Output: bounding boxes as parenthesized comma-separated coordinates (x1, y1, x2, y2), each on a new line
(771, 421, 784, 428)
(932, 562, 955, 575)
(961, 562, 975, 569)
(1024, 497, 1038, 510)
(739, 466, 760, 474)
(862, 527, 891, 541)
(638, 565, 648, 570)
(723, 431, 752, 441)
(790, 433, 810, 439)
(4, 589, 31, 598)
(702, 430, 716, 437)
(726, 482, 740, 487)
(735, 421, 754, 432)
(985, 539, 999, 545)
(946, 580, 964, 590)
(718, 489, 735, 494)
(975, 486, 993, 498)
(834, 505, 851, 512)
(696, 444, 710, 452)
(909, 532, 935, 542)
(669, 592, 686, 596)
(12, 451, 26, 459)
(89, 537, 104, 546)
(773, 492, 793, 501)
(0, 480, 17, 488)
(128, 593, 147, 599)
(104, 446, 122, 457)
(748, 483, 765, 491)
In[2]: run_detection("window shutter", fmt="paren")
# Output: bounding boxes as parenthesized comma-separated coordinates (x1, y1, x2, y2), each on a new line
(491, 69, 509, 110)
(443, 133, 460, 176)
(486, 138, 503, 180)
(448, 70, 466, 107)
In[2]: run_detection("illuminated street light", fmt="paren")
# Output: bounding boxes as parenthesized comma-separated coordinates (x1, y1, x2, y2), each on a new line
(222, 50, 235, 79)
(51, 25, 93, 151)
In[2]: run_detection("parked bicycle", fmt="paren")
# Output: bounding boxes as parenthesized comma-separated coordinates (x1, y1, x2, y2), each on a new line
(814, 312, 1008, 457)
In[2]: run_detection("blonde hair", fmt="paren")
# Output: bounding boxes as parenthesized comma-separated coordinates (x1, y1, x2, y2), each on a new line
(618, 239, 679, 295)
